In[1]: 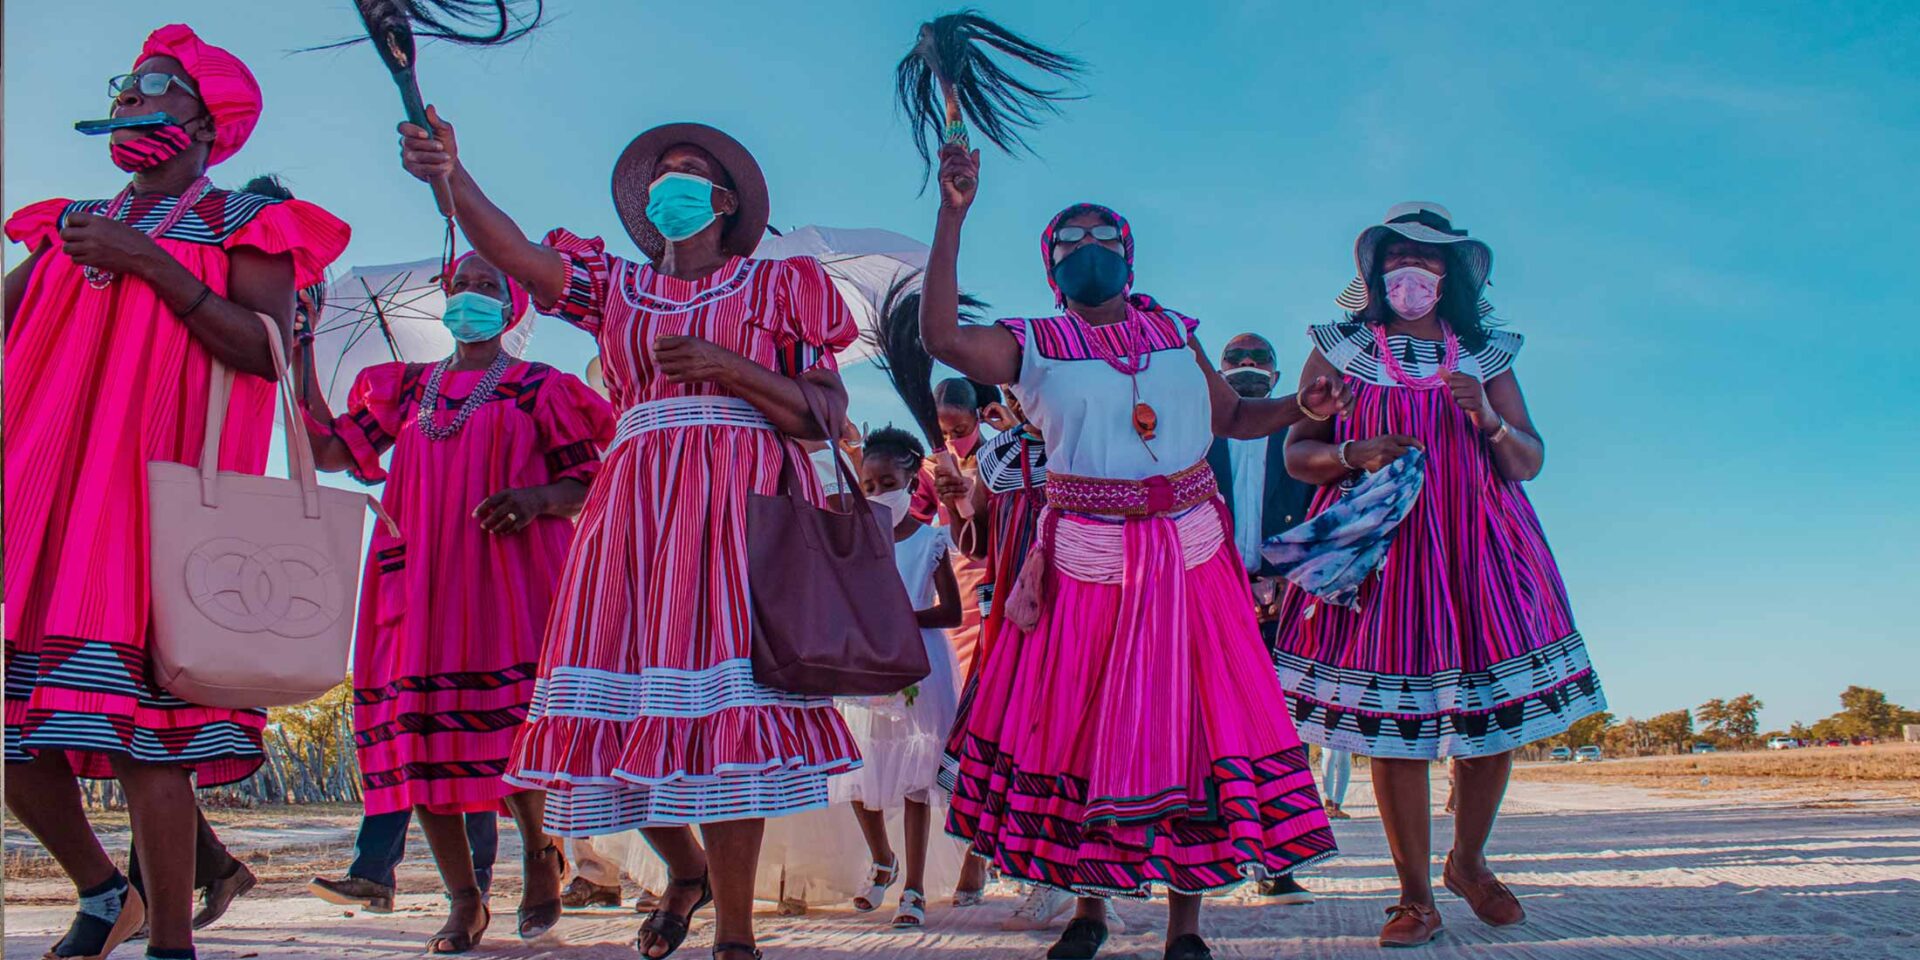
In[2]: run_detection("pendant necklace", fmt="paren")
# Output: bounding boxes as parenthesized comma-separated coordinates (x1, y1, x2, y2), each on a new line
(1069, 306, 1159, 457)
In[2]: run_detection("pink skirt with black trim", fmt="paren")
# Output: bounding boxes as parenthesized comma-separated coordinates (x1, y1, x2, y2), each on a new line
(942, 499, 1337, 896)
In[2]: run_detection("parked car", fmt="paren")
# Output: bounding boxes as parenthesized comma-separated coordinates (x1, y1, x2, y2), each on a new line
(1691, 742, 1717, 754)
(1574, 746, 1603, 763)
(1550, 746, 1574, 762)
(1767, 736, 1798, 750)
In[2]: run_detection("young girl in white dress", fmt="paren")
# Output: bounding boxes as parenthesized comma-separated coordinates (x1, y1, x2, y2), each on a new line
(834, 427, 965, 927)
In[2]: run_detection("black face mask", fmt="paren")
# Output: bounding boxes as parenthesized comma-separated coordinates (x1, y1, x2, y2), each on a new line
(1051, 244, 1129, 305)
(1224, 368, 1277, 399)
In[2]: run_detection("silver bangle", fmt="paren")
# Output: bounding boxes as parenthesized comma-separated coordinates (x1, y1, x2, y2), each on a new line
(1488, 419, 1511, 444)
(1336, 440, 1355, 472)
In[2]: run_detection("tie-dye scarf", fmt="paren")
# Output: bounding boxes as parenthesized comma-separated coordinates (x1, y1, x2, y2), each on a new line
(1262, 449, 1425, 609)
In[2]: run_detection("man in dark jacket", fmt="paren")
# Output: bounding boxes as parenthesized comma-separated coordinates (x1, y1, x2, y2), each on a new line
(1208, 333, 1317, 649)
(1208, 332, 1322, 905)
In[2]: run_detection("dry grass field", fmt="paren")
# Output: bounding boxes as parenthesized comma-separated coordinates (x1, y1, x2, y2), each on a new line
(1511, 742, 1920, 800)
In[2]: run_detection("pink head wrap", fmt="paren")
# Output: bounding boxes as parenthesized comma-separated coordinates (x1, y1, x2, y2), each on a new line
(448, 250, 531, 330)
(136, 24, 261, 168)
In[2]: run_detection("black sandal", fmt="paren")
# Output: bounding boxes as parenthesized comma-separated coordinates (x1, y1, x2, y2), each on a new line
(427, 894, 490, 954)
(517, 841, 569, 940)
(1165, 933, 1214, 960)
(636, 871, 713, 959)
(1047, 917, 1110, 960)
(713, 942, 763, 960)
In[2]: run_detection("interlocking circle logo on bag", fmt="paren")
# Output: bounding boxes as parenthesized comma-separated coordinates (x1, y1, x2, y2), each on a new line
(184, 537, 345, 638)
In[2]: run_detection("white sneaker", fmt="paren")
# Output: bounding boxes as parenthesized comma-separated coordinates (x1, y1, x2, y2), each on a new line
(999, 885, 1076, 931)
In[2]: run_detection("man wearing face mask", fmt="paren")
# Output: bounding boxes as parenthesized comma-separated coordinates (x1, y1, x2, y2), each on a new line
(1208, 333, 1318, 650)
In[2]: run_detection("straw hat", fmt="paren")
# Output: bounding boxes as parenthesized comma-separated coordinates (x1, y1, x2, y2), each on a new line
(610, 123, 769, 263)
(1336, 202, 1494, 318)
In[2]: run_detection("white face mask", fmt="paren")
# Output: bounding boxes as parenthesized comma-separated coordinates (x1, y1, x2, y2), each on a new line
(868, 487, 913, 528)
(1384, 265, 1443, 320)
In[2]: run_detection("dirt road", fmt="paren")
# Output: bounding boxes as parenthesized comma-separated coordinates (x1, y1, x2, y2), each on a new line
(6, 775, 1916, 959)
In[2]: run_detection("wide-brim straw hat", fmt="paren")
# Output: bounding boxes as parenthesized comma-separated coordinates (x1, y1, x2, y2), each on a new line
(610, 122, 769, 263)
(1336, 201, 1495, 318)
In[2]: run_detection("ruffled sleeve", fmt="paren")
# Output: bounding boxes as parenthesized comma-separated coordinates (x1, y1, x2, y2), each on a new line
(995, 317, 1029, 347)
(223, 198, 350, 288)
(1466, 330, 1524, 381)
(5, 199, 73, 251)
(763, 257, 858, 376)
(534, 370, 616, 486)
(537, 228, 616, 336)
(313, 362, 408, 485)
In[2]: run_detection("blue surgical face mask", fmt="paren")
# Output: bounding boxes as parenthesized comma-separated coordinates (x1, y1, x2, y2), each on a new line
(646, 172, 719, 243)
(441, 291, 509, 343)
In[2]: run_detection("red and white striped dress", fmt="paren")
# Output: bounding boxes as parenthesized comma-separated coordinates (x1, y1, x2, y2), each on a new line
(506, 230, 862, 833)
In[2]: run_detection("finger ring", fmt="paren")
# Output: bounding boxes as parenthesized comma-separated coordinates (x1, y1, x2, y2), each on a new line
(506, 512, 517, 521)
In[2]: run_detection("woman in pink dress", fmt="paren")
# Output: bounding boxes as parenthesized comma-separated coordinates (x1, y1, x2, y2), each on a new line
(297, 251, 614, 952)
(4, 24, 348, 960)
(1272, 203, 1606, 947)
(398, 111, 860, 960)
(920, 147, 1344, 960)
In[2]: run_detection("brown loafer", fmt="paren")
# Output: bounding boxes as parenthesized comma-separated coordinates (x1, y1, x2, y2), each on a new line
(1379, 902, 1443, 948)
(1443, 854, 1525, 927)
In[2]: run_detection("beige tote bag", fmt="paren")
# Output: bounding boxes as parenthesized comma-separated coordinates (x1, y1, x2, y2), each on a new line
(148, 313, 385, 709)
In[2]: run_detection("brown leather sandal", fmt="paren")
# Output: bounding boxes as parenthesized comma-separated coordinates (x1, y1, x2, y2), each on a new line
(636, 871, 713, 959)
(427, 894, 489, 954)
(517, 841, 569, 940)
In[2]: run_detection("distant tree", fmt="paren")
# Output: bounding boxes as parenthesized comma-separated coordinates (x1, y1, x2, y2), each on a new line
(1725, 694, 1764, 746)
(1698, 695, 1763, 748)
(1558, 711, 1616, 749)
(1646, 710, 1694, 753)
(1788, 721, 1815, 741)
(1807, 686, 1918, 740)
(1605, 717, 1652, 756)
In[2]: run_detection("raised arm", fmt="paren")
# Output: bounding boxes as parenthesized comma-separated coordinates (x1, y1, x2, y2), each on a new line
(291, 334, 358, 475)
(919, 143, 1020, 385)
(399, 105, 566, 309)
(1192, 337, 1349, 440)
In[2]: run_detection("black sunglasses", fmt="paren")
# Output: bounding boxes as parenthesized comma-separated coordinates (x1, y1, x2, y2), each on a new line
(108, 72, 202, 102)
(1052, 224, 1121, 244)
(1223, 347, 1275, 366)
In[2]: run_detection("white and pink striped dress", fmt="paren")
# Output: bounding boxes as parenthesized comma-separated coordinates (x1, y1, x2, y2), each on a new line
(506, 230, 862, 833)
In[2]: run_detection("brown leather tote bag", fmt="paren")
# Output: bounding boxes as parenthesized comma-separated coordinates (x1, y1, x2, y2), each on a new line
(747, 379, 929, 696)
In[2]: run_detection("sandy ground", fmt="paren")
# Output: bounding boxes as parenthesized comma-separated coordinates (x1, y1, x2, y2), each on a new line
(6, 770, 1917, 959)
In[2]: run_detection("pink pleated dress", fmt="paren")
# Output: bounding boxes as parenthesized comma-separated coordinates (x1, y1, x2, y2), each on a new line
(1270, 322, 1605, 759)
(321, 360, 614, 814)
(505, 232, 863, 833)
(942, 308, 1337, 896)
(4, 189, 348, 785)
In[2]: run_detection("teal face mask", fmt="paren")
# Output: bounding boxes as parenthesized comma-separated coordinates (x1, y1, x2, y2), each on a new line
(441, 291, 509, 343)
(645, 172, 719, 242)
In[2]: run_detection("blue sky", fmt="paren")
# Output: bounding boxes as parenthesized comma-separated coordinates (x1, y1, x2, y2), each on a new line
(7, 1, 1916, 731)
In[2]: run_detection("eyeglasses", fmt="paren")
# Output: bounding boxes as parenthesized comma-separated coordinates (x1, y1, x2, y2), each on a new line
(107, 72, 201, 102)
(1223, 347, 1274, 367)
(1052, 224, 1121, 244)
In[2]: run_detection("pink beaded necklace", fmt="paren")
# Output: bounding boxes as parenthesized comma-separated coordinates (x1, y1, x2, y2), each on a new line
(1372, 323, 1460, 390)
(1066, 306, 1159, 444)
(83, 177, 214, 289)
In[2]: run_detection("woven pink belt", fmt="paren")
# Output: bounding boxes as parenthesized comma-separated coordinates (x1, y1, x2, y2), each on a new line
(1045, 460, 1218, 517)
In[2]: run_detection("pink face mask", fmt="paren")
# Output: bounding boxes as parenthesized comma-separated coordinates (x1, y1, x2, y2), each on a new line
(1384, 266, 1443, 320)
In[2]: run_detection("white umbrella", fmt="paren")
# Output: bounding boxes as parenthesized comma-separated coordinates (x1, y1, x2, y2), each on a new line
(307, 257, 536, 411)
(753, 226, 929, 365)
